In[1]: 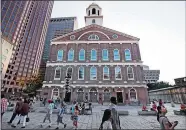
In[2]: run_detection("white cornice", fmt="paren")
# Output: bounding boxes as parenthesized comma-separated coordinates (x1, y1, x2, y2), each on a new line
(42, 84, 147, 88)
(78, 31, 110, 40)
(51, 41, 139, 45)
(46, 62, 143, 67)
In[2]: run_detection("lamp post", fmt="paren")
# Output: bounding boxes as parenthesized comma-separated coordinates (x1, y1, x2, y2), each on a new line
(64, 73, 71, 102)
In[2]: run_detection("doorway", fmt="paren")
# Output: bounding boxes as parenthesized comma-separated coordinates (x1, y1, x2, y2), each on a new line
(117, 92, 123, 103)
(64, 92, 71, 102)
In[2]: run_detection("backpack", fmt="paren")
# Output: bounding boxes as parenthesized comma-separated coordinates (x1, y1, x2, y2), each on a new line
(110, 108, 121, 130)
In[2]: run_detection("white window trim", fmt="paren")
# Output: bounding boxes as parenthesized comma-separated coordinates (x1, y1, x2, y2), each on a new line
(91, 49, 97, 61)
(54, 67, 61, 80)
(103, 66, 110, 80)
(88, 34, 99, 41)
(129, 88, 138, 100)
(79, 49, 85, 61)
(127, 66, 134, 80)
(57, 50, 63, 61)
(115, 66, 122, 80)
(51, 88, 59, 99)
(125, 49, 132, 61)
(68, 49, 74, 61)
(102, 49, 109, 61)
(66, 67, 73, 80)
(113, 49, 120, 61)
(78, 66, 84, 80)
(90, 66, 97, 80)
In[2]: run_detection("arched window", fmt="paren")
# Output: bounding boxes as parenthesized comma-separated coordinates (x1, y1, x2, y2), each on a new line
(77, 88, 84, 92)
(102, 49, 109, 61)
(68, 49, 74, 61)
(90, 66, 97, 80)
(103, 66, 109, 80)
(52, 88, 59, 98)
(113, 49, 120, 61)
(92, 8, 96, 14)
(78, 66, 84, 80)
(90, 88, 97, 92)
(88, 34, 99, 40)
(130, 89, 137, 100)
(54, 67, 61, 80)
(127, 66, 134, 80)
(125, 49, 132, 61)
(92, 19, 95, 24)
(104, 89, 109, 93)
(66, 67, 73, 79)
(57, 50, 63, 61)
(91, 49, 97, 61)
(115, 66, 122, 80)
(88, 10, 90, 16)
(79, 49, 85, 61)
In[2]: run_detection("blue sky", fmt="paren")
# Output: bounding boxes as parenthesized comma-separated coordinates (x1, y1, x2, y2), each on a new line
(51, 1, 185, 84)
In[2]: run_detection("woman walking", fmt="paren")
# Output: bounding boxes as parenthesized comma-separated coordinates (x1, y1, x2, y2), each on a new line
(73, 105, 79, 130)
(99, 109, 112, 130)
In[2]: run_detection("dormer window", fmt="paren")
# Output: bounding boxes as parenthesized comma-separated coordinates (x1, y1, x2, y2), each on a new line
(92, 19, 95, 24)
(88, 34, 99, 40)
(92, 8, 96, 14)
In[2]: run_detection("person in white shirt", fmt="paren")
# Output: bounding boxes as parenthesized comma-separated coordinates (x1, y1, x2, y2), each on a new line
(99, 109, 112, 130)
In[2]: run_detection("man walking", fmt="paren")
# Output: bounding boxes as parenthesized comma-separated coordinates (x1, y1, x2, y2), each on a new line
(7, 98, 23, 124)
(109, 97, 121, 130)
(1, 94, 8, 124)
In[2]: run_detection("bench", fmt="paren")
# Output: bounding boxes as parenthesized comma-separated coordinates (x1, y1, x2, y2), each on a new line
(173, 110, 186, 116)
(138, 111, 157, 116)
(118, 111, 129, 116)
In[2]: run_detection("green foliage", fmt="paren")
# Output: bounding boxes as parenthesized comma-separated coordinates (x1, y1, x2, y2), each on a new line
(23, 74, 43, 94)
(147, 81, 173, 91)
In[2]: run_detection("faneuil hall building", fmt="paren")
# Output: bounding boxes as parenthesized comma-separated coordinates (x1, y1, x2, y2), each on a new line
(41, 3, 148, 105)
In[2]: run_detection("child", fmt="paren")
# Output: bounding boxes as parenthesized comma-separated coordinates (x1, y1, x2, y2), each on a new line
(55, 103, 67, 129)
(73, 105, 79, 130)
(99, 109, 112, 130)
(40, 100, 54, 128)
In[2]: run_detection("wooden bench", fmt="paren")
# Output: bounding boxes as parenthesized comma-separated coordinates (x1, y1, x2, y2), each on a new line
(174, 110, 186, 116)
(138, 111, 157, 116)
(118, 111, 129, 116)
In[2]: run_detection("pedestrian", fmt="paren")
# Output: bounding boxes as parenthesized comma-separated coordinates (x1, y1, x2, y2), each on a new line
(7, 98, 24, 124)
(99, 109, 112, 130)
(11, 99, 29, 128)
(81, 103, 85, 115)
(157, 106, 178, 130)
(109, 97, 121, 130)
(55, 103, 67, 129)
(40, 100, 54, 128)
(73, 105, 79, 130)
(1, 94, 8, 124)
(43, 98, 47, 107)
(159, 99, 163, 107)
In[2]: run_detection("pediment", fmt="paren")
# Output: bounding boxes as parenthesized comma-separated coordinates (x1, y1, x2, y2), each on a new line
(51, 24, 139, 42)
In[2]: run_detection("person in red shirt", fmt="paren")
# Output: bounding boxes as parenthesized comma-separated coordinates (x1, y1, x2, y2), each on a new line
(1, 94, 8, 124)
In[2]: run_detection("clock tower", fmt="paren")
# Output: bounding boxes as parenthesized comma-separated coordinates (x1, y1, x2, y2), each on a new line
(84, 3, 103, 26)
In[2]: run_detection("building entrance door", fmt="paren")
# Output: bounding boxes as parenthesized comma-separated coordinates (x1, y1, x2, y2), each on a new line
(64, 92, 71, 102)
(117, 92, 123, 103)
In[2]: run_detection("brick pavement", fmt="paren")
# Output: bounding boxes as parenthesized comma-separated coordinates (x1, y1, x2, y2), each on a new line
(1, 104, 186, 129)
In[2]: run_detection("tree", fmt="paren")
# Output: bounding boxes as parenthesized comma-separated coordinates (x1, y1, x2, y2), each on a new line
(23, 73, 43, 94)
(147, 81, 173, 91)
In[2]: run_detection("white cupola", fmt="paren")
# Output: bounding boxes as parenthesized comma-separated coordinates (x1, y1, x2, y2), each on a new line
(84, 3, 103, 26)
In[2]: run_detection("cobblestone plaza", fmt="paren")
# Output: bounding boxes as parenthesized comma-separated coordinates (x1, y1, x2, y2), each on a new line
(2, 103, 186, 129)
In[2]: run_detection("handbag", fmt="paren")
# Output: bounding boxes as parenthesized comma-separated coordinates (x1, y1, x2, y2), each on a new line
(26, 116, 30, 122)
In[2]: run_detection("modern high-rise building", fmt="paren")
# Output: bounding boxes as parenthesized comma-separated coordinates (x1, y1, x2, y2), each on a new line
(2, 0, 54, 93)
(142, 65, 160, 83)
(41, 3, 148, 105)
(40, 17, 78, 77)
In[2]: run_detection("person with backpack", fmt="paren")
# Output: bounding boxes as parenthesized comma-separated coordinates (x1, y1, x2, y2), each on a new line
(40, 100, 54, 128)
(55, 103, 67, 129)
(157, 106, 178, 130)
(99, 109, 112, 130)
(109, 97, 121, 130)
